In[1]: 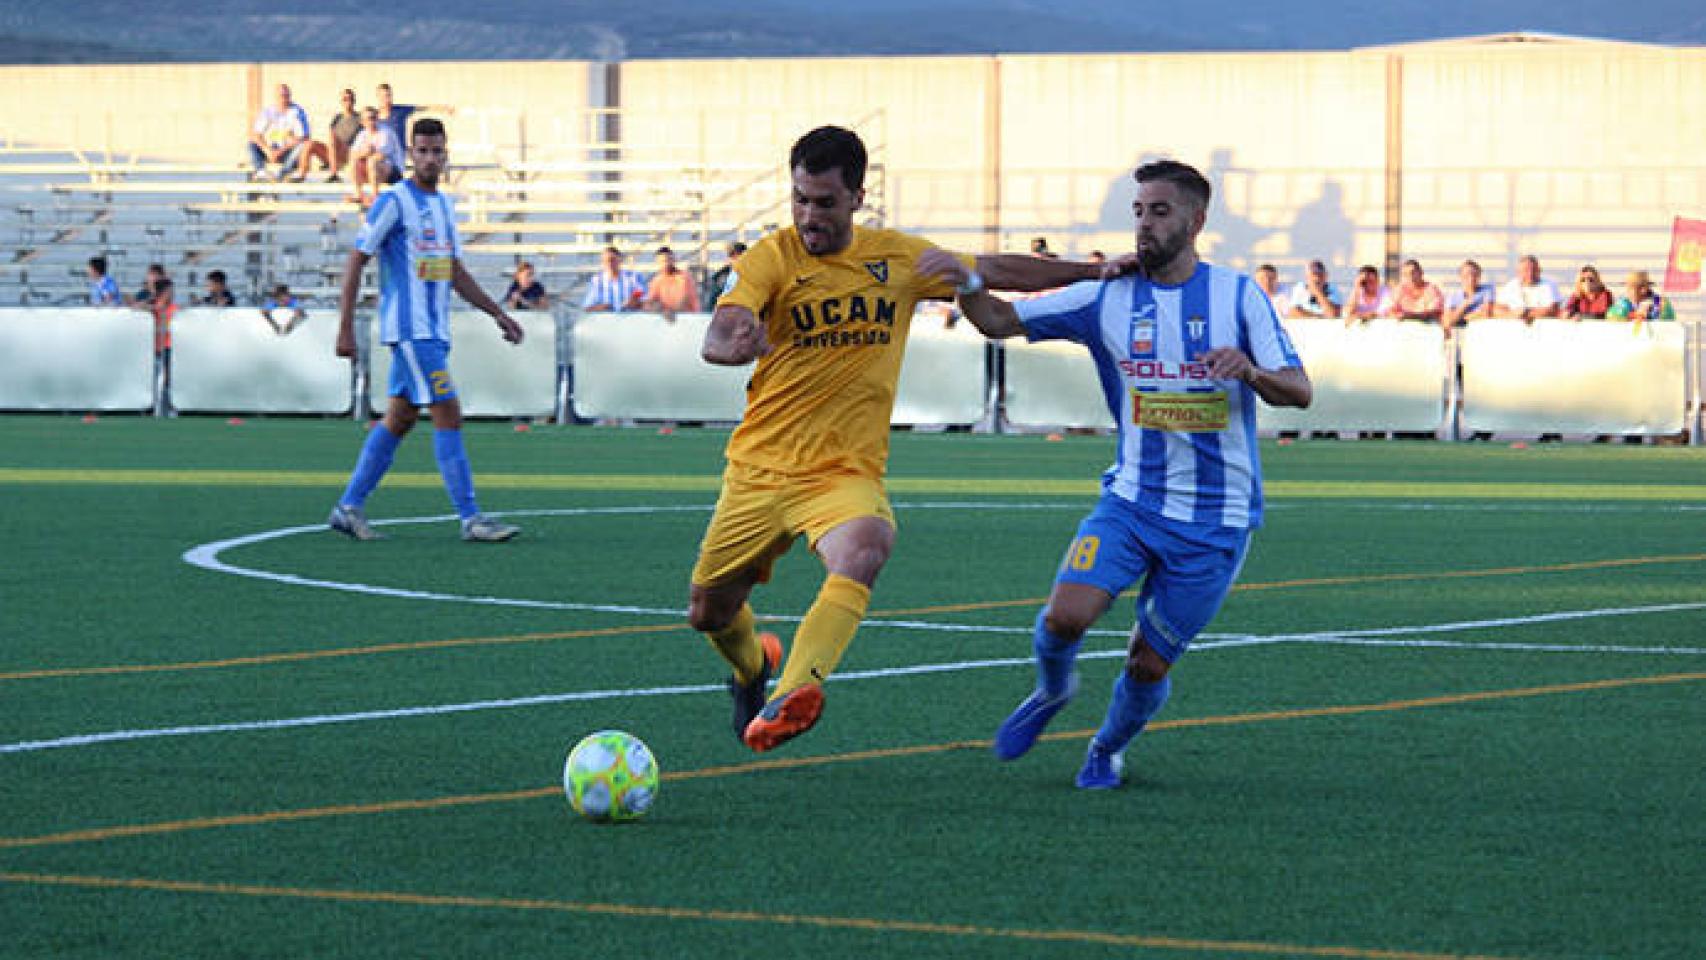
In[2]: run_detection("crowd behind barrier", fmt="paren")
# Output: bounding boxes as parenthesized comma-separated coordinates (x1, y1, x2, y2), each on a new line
(2, 306, 1701, 444)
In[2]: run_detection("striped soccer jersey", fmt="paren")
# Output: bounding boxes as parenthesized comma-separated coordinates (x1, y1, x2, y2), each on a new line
(357, 180, 461, 344)
(1014, 263, 1303, 528)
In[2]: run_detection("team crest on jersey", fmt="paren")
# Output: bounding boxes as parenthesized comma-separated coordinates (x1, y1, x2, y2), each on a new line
(864, 261, 889, 283)
(1132, 320, 1156, 354)
(1187, 316, 1207, 340)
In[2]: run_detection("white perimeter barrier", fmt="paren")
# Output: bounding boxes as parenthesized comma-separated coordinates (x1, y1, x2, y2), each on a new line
(1459, 319, 1688, 435)
(1003, 338, 1116, 430)
(172, 309, 352, 414)
(572, 312, 748, 421)
(369, 311, 558, 418)
(1258, 319, 1448, 434)
(0, 307, 155, 411)
(571, 312, 990, 426)
(893, 323, 988, 426)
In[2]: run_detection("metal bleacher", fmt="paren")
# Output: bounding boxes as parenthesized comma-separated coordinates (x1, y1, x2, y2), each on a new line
(0, 137, 796, 309)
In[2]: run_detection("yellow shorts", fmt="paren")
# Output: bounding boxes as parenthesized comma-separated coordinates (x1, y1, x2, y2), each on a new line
(690, 462, 895, 588)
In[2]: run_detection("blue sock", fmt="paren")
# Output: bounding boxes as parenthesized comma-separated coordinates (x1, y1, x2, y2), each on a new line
(433, 428, 479, 520)
(1033, 611, 1080, 698)
(339, 424, 401, 507)
(1094, 672, 1171, 754)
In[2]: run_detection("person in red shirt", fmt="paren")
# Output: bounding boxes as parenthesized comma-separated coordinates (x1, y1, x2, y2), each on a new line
(642, 246, 702, 320)
(1385, 259, 1443, 321)
(1564, 265, 1615, 319)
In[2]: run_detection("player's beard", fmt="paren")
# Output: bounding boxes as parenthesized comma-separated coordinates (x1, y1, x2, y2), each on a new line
(1136, 227, 1187, 274)
(799, 222, 847, 256)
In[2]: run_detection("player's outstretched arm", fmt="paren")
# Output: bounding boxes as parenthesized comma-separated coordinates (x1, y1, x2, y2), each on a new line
(914, 248, 1023, 340)
(452, 261, 524, 344)
(702, 303, 769, 365)
(976, 254, 1108, 293)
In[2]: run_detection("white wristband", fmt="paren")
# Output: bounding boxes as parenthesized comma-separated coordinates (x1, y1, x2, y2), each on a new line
(956, 271, 985, 296)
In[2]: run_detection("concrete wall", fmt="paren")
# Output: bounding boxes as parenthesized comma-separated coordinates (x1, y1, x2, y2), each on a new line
(2, 42, 1701, 313)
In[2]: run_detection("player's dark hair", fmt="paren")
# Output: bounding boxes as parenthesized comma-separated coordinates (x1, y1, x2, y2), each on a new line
(1133, 160, 1212, 210)
(89, 256, 107, 274)
(789, 126, 866, 192)
(411, 117, 446, 142)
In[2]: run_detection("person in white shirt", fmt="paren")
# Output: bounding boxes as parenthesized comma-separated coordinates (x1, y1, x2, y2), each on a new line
(247, 83, 310, 182)
(1284, 259, 1341, 319)
(346, 107, 406, 207)
(1493, 255, 1562, 322)
(1254, 263, 1286, 314)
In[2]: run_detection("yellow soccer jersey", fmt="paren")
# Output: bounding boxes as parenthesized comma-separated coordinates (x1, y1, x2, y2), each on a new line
(719, 225, 971, 478)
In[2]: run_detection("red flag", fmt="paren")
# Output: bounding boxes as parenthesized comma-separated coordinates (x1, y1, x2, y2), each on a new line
(1663, 216, 1706, 294)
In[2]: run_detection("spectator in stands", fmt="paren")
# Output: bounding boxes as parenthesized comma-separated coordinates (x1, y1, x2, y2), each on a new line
(347, 107, 405, 207)
(504, 261, 549, 310)
(128, 263, 168, 308)
(643, 246, 702, 320)
(1285, 259, 1341, 319)
(1254, 263, 1285, 312)
(1493, 255, 1562, 321)
(1386, 259, 1442, 320)
(1609, 270, 1676, 321)
(1344, 265, 1390, 321)
(295, 88, 362, 184)
(1029, 236, 1059, 259)
(199, 269, 236, 307)
(261, 283, 305, 334)
(1442, 259, 1495, 335)
(704, 240, 746, 310)
(86, 256, 121, 307)
(374, 83, 455, 154)
(582, 247, 646, 312)
(248, 83, 311, 182)
(145, 276, 175, 369)
(1564, 265, 1615, 319)
(1088, 250, 1107, 266)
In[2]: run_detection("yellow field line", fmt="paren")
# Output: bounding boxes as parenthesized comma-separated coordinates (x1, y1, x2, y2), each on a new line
(3, 466, 1705, 500)
(0, 623, 685, 682)
(0, 870, 1518, 960)
(6, 669, 1700, 852)
(8, 552, 1703, 684)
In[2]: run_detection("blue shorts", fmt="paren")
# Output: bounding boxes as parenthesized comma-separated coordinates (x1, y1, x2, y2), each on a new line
(1054, 493, 1250, 663)
(388, 339, 458, 406)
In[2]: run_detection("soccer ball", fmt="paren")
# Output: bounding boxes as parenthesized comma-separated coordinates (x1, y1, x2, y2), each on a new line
(562, 730, 660, 822)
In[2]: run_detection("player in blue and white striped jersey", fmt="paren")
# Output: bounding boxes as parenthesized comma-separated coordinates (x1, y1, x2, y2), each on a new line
(927, 159, 1312, 789)
(329, 117, 526, 544)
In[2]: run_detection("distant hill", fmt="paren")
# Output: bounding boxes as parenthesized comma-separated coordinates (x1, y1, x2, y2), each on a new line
(1, 0, 1702, 63)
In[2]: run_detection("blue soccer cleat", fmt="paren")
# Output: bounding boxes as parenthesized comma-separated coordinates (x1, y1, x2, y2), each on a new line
(992, 674, 1077, 761)
(1074, 740, 1127, 790)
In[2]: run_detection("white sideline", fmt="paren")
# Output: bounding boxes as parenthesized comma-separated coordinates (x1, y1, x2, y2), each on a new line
(7, 612, 1706, 756)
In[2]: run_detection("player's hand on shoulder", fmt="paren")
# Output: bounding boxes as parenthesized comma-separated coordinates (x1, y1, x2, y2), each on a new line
(1102, 253, 1143, 280)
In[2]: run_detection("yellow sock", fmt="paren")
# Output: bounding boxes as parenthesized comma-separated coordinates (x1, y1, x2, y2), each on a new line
(704, 604, 763, 684)
(775, 574, 870, 698)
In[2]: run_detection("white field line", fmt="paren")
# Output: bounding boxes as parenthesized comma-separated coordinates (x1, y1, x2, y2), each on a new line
(2, 502, 1678, 757)
(7, 604, 1706, 756)
(180, 503, 1085, 617)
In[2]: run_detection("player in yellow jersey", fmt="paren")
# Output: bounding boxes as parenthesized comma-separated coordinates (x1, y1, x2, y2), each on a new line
(690, 126, 1114, 752)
